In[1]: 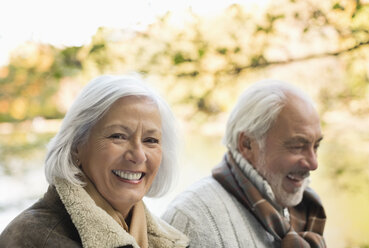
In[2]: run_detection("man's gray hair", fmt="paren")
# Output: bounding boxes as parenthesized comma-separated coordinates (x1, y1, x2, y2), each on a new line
(223, 79, 315, 151)
(45, 74, 178, 197)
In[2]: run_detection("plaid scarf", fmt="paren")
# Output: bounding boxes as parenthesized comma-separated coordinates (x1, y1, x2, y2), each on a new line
(212, 153, 326, 248)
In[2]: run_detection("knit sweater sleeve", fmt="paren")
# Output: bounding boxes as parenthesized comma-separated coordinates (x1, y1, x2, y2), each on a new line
(161, 207, 200, 246)
(162, 198, 226, 248)
(162, 177, 238, 248)
(162, 177, 278, 248)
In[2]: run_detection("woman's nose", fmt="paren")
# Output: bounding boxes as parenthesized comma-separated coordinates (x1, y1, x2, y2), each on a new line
(124, 141, 147, 164)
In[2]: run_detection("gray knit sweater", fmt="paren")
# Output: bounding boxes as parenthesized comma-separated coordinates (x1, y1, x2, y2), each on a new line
(162, 176, 279, 248)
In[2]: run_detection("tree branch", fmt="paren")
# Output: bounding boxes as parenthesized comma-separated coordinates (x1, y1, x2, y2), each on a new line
(230, 40, 369, 74)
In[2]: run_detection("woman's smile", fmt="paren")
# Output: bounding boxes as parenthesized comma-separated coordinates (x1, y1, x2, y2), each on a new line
(112, 170, 145, 183)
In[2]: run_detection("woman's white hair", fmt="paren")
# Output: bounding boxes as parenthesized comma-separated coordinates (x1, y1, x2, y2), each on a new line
(45, 74, 178, 197)
(223, 79, 315, 151)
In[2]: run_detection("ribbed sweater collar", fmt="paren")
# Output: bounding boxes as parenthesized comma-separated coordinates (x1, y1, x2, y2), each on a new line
(229, 149, 285, 213)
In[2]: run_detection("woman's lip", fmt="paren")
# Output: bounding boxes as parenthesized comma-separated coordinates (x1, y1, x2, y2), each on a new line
(114, 175, 143, 184)
(112, 169, 145, 173)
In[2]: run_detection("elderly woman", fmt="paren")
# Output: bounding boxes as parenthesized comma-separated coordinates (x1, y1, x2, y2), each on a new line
(0, 75, 189, 248)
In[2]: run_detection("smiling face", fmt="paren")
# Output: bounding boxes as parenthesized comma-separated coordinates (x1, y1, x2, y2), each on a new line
(77, 96, 162, 217)
(240, 94, 323, 207)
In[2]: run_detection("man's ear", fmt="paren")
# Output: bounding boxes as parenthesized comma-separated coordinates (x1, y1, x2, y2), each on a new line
(237, 132, 256, 164)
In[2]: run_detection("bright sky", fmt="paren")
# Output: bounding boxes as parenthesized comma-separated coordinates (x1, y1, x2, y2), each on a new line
(0, 0, 268, 66)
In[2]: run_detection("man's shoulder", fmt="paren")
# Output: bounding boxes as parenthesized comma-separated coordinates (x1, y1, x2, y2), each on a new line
(162, 176, 237, 247)
(162, 175, 251, 230)
(162, 176, 278, 248)
(167, 176, 232, 210)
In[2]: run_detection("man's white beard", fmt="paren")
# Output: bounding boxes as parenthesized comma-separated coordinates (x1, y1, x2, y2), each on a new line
(258, 155, 310, 207)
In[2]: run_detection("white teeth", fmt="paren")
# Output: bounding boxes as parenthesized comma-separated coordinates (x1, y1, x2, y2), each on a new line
(113, 170, 142, 180)
(287, 174, 299, 180)
(287, 173, 308, 181)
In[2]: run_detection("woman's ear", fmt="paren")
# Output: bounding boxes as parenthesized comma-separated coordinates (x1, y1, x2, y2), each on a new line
(71, 146, 81, 167)
(237, 132, 256, 165)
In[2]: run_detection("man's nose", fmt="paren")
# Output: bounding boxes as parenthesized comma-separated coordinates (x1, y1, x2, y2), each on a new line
(124, 141, 147, 164)
(301, 148, 318, 171)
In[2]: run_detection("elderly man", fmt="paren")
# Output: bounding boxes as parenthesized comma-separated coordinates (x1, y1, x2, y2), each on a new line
(162, 80, 326, 247)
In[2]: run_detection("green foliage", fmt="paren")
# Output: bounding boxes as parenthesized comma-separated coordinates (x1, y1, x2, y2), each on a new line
(0, 44, 83, 122)
(173, 52, 192, 64)
(333, 3, 345, 10)
(2, 0, 369, 121)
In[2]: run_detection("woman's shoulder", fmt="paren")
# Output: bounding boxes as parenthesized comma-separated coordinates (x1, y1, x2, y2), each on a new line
(0, 186, 81, 248)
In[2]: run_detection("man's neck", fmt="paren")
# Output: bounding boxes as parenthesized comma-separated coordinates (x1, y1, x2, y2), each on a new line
(229, 150, 287, 216)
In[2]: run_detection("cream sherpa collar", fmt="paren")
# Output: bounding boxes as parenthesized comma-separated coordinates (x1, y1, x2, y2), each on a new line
(54, 178, 188, 248)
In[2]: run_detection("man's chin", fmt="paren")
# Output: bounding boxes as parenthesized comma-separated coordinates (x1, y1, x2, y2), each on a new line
(278, 190, 304, 207)
(277, 180, 309, 207)
(260, 167, 310, 207)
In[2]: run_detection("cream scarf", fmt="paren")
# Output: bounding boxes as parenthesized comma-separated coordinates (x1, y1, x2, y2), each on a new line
(83, 177, 148, 248)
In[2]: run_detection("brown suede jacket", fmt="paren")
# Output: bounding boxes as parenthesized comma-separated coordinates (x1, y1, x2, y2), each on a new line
(0, 185, 82, 248)
(0, 179, 189, 248)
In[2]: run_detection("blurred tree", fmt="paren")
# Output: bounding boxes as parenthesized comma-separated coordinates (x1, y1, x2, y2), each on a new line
(2, 0, 368, 187)
(1, 0, 369, 245)
(121, 0, 369, 118)
(0, 43, 82, 122)
(68, 0, 369, 120)
(2, 0, 369, 121)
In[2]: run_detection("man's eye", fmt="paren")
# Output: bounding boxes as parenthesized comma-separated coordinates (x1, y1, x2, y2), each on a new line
(109, 133, 126, 139)
(290, 145, 304, 150)
(144, 137, 159, 144)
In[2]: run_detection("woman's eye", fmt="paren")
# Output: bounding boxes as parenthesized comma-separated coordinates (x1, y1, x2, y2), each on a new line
(144, 137, 159, 144)
(109, 133, 126, 140)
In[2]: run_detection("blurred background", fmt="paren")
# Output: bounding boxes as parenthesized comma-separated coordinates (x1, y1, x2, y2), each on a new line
(1, 0, 369, 247)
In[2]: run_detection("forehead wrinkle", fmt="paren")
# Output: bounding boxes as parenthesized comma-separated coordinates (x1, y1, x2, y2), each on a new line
(104, 124, 132, 133)
(285, 136, 309, 144)
(285, 135, 323, 146)
(145, 129, 162, 136)
(103, 124, 161, 136)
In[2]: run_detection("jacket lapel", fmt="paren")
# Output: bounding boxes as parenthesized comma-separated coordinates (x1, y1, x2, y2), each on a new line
(55, 178, 139, 248)
(54, 178, 188, 248)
